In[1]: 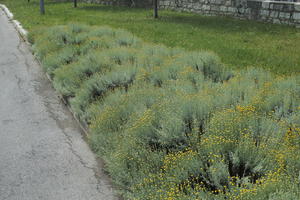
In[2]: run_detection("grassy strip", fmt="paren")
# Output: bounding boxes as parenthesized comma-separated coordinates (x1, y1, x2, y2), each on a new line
(0, 0, 300, 74)
(31, 24, 300, 200)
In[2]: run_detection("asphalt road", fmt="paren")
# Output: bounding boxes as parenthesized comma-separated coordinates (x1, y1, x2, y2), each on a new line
(0, 9, 118, 200)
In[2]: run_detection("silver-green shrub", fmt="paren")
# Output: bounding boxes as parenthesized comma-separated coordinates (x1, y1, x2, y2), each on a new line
(31, 24, 300, 200)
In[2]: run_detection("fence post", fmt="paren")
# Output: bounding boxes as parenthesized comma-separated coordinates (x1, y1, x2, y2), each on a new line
(40, 0, 45, 14)
(74, 0, 77, 8)
(154, 0, 158, 18)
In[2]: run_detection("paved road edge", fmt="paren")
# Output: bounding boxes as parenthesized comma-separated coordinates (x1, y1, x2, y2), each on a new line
(0, 4, 28, 41)
(0, 3, 89, 137)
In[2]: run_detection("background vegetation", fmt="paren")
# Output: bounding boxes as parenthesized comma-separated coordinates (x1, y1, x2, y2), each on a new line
(29, 24, 300, 200)
(0, 0, 300, 74)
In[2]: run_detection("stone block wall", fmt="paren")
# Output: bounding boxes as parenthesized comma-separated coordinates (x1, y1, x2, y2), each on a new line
(84, 0, 129, 6)
(260, 1, 300, 25)
(159, 0, 300, 27)
(83, 0, 300, 27)
(84, 0, 153, 7)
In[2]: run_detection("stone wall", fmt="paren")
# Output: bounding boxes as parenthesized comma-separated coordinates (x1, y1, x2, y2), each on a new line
(83, 0, 300, 27)
(159, 0, 300, 27)
(84, 0, 153, 7)
(84, 0, 129, 6)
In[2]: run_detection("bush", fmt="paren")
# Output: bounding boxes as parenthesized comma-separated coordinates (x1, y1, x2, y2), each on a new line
(42, 45, 80, 76)
(70, 66, 137, 122)
(32, 24, 300, 200)
(53, 50, 113, 98)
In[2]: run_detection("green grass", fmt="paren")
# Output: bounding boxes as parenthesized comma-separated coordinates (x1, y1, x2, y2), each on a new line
(1, 0, 299, 74)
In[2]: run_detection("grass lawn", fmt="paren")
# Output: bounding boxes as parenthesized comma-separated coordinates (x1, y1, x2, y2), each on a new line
(0, 0, 299, 74)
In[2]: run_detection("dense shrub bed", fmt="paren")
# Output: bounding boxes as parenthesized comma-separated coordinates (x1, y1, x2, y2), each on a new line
(31, 24, 300, 200)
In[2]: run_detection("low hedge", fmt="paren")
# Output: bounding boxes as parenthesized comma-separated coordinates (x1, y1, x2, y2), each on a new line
(30, 24, 300, 200)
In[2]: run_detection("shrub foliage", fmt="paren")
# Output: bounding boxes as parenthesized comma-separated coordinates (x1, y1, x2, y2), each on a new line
(32, 24, 300, 200)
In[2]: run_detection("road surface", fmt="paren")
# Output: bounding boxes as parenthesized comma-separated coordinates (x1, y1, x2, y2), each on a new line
(0, 8, 118, 200)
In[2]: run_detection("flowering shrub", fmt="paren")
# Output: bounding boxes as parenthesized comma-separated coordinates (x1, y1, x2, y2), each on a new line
(32, 24, 300, 200)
